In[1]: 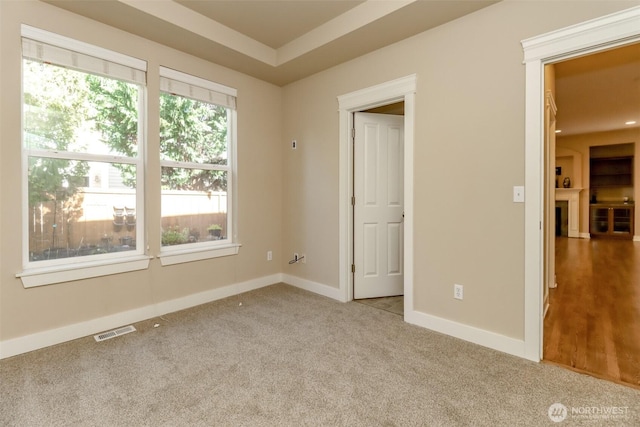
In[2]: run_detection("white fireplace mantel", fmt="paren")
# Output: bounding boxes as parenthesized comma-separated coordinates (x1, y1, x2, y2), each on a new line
(555, 188, 582, 238)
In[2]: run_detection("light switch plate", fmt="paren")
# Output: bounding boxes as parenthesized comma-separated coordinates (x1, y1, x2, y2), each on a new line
(513, 186, 525, 203)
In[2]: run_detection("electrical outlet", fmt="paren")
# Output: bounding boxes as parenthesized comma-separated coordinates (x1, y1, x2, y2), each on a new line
(293, 253, 299, 262)
(291, 140, 297, 149)
(454, 284, 463, 300)
(267, 250, 272, 261)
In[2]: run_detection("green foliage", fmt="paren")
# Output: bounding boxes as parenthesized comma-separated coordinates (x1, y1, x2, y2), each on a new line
(159, 93, 228, 191)
(161, 226, 189, 246)
(24, 60, 229, 210)
(24, 60, 97, 250)
(86, 80, 230, 192)
(23, 61, 86, 150)
(23, 60, 90, 206)
(86, 75, 139, 188)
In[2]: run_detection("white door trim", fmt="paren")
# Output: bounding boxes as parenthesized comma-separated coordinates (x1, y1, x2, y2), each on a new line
(521, 6, 640, 362)
(337, 75, 416, 315)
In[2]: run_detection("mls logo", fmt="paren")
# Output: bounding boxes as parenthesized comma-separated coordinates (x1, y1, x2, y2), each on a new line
(548, 403, 568, 423)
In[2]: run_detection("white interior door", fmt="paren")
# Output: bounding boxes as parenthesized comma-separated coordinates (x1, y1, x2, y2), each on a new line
(353, 112, 404, 299)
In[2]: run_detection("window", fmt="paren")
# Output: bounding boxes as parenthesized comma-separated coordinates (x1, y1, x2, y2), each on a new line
(19, 26, 148, 286)
(17, 27, 239, 286)
(158, 67, 238, 264)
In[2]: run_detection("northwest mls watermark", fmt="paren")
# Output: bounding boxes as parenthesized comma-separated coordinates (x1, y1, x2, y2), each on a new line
(548, 402, 631, 423)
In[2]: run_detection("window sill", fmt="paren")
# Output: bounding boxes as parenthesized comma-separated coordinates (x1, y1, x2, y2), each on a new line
(17, 255, 152, 288)
(158, 243, 241, 266)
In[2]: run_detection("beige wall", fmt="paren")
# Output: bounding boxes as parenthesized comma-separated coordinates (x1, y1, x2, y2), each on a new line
(557, 128, 640, 235)
(0, 1, 283, 341)
(281, 0, 640, 340)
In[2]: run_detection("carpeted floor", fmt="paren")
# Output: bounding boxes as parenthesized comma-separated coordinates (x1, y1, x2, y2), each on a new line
(1, 283, 639, 426)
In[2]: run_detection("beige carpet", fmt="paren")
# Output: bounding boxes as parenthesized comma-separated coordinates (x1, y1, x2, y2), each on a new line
(1, 283, 639, 426)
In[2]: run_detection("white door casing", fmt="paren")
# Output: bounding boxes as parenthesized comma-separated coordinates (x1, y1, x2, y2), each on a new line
(353, 113, 404, 299)
(337, 74, 416, 308)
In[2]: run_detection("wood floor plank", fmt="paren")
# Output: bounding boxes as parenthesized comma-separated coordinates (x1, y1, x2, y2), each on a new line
(544, 237, 640, 389)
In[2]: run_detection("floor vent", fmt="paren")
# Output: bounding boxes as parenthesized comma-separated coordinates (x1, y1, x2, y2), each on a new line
(94, 325, 136, 342)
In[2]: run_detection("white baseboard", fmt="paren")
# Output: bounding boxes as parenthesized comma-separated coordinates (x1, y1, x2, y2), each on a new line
(404, 308, 527, 360)
(282, 274, 345, 302)
(543, 301, 550, 319)
(634, 235, 640, 242)
(285, 276, 526, 359)
(0, 274, 282, 360)
(543, 291, 550, 319)
(156, 273, 282, 315)
(2, 273, 528, 362)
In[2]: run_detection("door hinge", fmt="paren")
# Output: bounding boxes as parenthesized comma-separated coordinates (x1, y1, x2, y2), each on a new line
(351, 196, 355, 206)
(351, 264, 355, 273)
(352, 128, 355, 139)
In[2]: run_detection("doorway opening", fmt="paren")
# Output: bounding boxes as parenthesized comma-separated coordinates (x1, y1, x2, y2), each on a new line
(353, 103, 405, 315)
(337, 75, 416, 319)
(542, 43, 640, 387)
(352, 109, 404, 300)
(522, 6, 640, 363)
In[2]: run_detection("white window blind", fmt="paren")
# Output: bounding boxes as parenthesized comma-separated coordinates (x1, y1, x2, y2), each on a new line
(160, 66, 237, 110)
(21, 25, 146, 85)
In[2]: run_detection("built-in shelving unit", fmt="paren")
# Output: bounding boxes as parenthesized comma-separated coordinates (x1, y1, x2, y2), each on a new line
(589, 156, 633, 188)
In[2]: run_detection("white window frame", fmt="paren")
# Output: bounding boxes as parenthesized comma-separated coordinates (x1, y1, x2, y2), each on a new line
(157, 67, 240, 266)
(17, 25, 150, 288)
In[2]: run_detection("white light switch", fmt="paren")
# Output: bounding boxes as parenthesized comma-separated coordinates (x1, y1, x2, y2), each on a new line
(513, 186, 525, 203)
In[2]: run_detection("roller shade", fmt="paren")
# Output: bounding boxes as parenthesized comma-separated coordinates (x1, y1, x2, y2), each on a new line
(21, 25, 146, 85)
(160, 66, 237, 110)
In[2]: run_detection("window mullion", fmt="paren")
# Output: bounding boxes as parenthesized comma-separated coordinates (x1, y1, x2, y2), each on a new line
(160, 159, 229, 171)
(25, 149, 141, 165)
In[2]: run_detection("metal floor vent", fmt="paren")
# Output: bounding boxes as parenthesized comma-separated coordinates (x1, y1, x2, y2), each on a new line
(94, 325, 136, 342)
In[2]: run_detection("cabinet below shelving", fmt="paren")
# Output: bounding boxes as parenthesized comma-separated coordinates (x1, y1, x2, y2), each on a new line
(589, 204, 634, 239)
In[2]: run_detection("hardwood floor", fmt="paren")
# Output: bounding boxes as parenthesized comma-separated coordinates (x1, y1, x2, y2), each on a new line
(544, 237, 640, 388)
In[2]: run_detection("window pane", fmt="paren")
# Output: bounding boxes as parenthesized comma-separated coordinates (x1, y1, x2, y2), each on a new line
(23, 59, 140, 156)
(161, 168, 227, 246)
(28, 158, 137, 261)
(159, 92, 228, 165)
